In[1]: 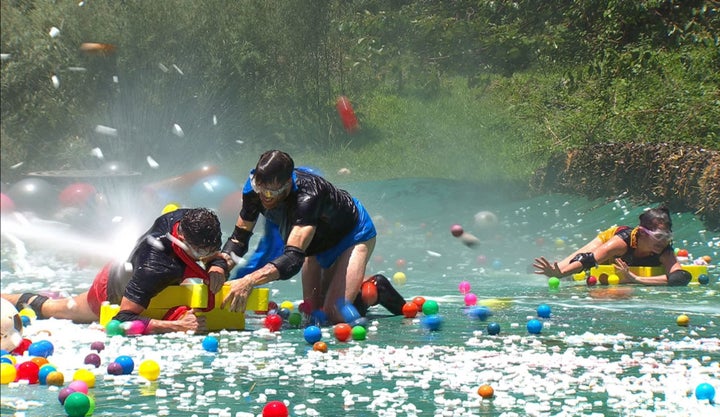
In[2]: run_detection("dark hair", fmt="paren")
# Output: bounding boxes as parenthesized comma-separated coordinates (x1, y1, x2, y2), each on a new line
(179, 208, 222, 250)
(639, 205, 673, 231)
(254, 150, 294, 186)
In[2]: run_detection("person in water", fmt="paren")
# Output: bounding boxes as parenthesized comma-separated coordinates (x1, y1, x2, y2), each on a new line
(214, 150, 406, 323)
(532, 206, 691, 286)
(1, 208, 228, 334)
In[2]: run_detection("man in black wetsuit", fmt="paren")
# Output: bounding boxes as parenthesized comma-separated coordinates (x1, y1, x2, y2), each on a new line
(2, 208, 228, 334)
(215, 150, 405, 323)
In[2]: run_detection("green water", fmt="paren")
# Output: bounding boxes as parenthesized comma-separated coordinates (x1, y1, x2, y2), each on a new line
(1, 178, 718, 417)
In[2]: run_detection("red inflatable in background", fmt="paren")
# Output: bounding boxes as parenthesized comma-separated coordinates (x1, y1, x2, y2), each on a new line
(335, 96, 359, 134)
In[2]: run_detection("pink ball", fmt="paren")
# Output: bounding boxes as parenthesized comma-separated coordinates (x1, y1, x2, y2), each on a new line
(586, 276, 598, 286)
(125, 320, 147, 336)
(450, 224, 464, 237)
(458, 280, 471, 294)
(68, 380, 89, 394)
(0, 192, 15, 214)
(464, 293, 478, 306)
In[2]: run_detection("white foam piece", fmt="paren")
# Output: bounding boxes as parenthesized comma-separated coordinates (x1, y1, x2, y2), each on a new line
(95, 124, 118, 136)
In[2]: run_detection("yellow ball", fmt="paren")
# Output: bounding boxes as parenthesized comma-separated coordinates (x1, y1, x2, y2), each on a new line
(46, 370, 65, 386)
(392, 272, 407, 286)
(138, 359, 161, 381)
(676, 314, 690, 327)
(554, 238, 565, 248)
(1, 362, 17, 384)
(73, 368, 96, 388)
(279, 301, 294, 311)
(161, 202, 180, 214)
(607, 274, 620, 285)
(18, 307, 37, 320)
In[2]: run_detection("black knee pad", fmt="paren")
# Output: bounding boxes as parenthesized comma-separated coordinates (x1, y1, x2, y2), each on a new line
(371, 274, 406, 316)
(667, 270, 692, 286)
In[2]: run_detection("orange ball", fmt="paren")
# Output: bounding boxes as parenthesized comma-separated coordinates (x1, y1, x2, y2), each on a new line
(46, 370, 64, 386)
(361, 281, 378, 306)
(412, 296, 426, 310)
(312, 341, 328, 353)
(30, 357, 49, 368)
(401, 302, 419, 318)
(334, 323, 352, 342)
(477, 384, 494, 399)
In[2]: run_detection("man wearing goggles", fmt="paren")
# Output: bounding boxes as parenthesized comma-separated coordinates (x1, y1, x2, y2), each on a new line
(215, 150, 406, 323)
(532, 205, 692, 286)
(3, 208, 226, 334)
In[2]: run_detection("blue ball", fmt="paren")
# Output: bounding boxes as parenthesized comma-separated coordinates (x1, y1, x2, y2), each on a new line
(487, 322, 501, 335)
(527, 319, 543, 334)
(697, 274, 709, 285)
(537, 304, 552, 318)
(277, 308, 291, 320)
(491, 259, 503, 270)
(336, 300, 361, 325)
(28, 340, 54, 358)
(114, 355, 135, 375)
(468, 306, 491, 321)
(202, 336, 219, 353)
(421, 314, 443, 331)
(21, 315, 31, 327)
(695, 382, 715, 401)
(0, 357, 12, 365)
(0, 349, 8, 356)
(303, 325, 322, 344)
(310, 310, 328, 326)
(38, 364, 58, 385)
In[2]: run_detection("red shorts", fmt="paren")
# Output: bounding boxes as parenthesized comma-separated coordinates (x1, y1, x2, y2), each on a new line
(86, 262, 113, 315)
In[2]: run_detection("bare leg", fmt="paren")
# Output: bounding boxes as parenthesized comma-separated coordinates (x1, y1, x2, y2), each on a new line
(323, 237, 375, 323)
(1, 292, 98, 324)
(301, 257, 324, 313)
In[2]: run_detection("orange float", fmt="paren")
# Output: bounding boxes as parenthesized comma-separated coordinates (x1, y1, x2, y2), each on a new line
(335, 96, 359, 133)
(80, 42, 117, 56)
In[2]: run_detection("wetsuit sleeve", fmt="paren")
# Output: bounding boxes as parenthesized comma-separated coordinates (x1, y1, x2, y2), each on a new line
(123, 245, 185, 309)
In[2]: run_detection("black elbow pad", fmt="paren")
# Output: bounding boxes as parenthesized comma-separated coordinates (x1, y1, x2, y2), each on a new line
(222, 226, 252, 258)
(270, 245, 305, 280)
(570, 252, 597, 270)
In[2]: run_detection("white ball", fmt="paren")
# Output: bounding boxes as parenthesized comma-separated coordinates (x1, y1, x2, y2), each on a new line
(473, 211, 498, 228)
(0, 298, 23, 351)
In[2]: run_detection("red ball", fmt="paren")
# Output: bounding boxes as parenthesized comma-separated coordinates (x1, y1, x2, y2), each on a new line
(401, 302, 419, 318)
(0, 192, 15, 213)
(12, 338, 32, 355)
(262, 400, 289, 417)
(586, 276, 598, 286)
(450, 224, 464, 237)
(333, 323, 352, 342)
(16, 361, 40, 384)
(361, 281, 378, 306)
(58, 183, 97, 208)
(412, 296, 426, 311)
(395, 258, 407, 270)
(264, 314, 283, 332)
(676, 248, 689, 257)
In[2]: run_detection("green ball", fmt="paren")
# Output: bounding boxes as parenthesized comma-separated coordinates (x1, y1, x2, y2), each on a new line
(105, 319, 125, 336)
(548, 277, 561, 290)
(86, 395, 96, 416)
(351, 325, 367, 341)
(421, 299, 439, 315)
(64, 392, 91, 417)
(288, 312, 302, 327)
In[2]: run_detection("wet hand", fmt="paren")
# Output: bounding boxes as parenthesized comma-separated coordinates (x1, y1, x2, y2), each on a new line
(221, 277, 254, 313)
(207, 268, 226, 294)
(532, 257, 562, 278)
(613, 259, 636, 283)
(176, 309, 207, 333)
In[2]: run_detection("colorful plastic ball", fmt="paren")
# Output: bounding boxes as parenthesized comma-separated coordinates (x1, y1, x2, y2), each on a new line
(548, 277, 561, 290)
(84, 353, 101, 368)
(487, 322, 501, 335)
(262, 400, 289, 417)
(20, 315, 30, 327)
(0, 362, 16, 384)
(105, 319, 124, 336)
(38, 364, 57, 384)
(607, 274, 620, 285)
(477, 384, 494, 399)
(421, 314, 443, 331)
(527, 319, 543, 334)
(7, 178, 58, 216)
(303, 326, 322, 344)
(676, 248, 689, 257)
(468, 306, 491, 321)
(139, 359, 161, 381)
(202, 335, 219, 352)
(361, 281, 378, 306)
(46, 370, 64, 386)
(586, 276, 598, 286)
(267, 301, 279, 313)
(106, 362, 123, 375)
(124, 319, 147, 336)
(491, 259, 503, 270)
(89, 341, 105, 352)
(395, 258, 407, 270)
(458, 280, 471, 294)
(337, 301, 362, 326)
(86, 395, 96, 417)
(412, 296, 426, 310)
(334, 323, 352, 342)
(288, 312, 302, 327)
(29, 356, 48, 368)
(351, 325, 367, 341)
(695, 382, 716, 401)
(464, 292, 477, 307)
(73, 368, 95, 388)
(279, 301, 294, 311)
(698, 274, 709, 285)
(401, 302, 419, 318)
(422, 299, 439, 316)
(58, 387, 76, 405)
(68, 379, 89, 394)
(161, 202, 181, 215)
(392, 271, 407, 286)
(277, 307, 291, 320)
(264, 314, 283, 332)
(64, 391, 91, 417)
(312, 341, 328, 353)
(114, 355, 134, 375)
(0, 192, 15, 213)
(12, 338, 32, 355)
(310, 310, 328, 326)
(0, 356, 12, 365)
(58, 183, 97, 208)
(298, 301, 312, 315)
(450, 224, 464, 237)
(18, 308, 36, 320)
(16, 360, 40, 383)
(537, 304, 552, 318)
(676, 314, 690, 327)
